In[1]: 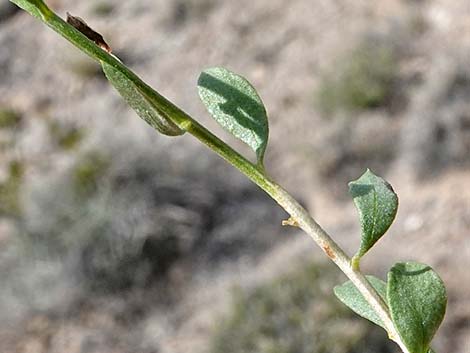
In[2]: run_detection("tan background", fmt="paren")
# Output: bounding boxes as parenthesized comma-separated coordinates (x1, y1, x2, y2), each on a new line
(0, 0, 469, 352)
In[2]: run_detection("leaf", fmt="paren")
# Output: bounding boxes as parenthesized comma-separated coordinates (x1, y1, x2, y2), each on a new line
(334, 275, 387, 329)
(349, 169, 398, 264)
(102, 62, 184, 136)
(387, 262, 447, 353)
(197, 67, 269, 165)
(66, 12, 111, 53)
(9, 0, 47, 20)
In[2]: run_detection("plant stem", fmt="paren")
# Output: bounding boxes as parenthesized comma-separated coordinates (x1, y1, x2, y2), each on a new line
(11, 1, 409, 352)
(186, 121, 409, 353)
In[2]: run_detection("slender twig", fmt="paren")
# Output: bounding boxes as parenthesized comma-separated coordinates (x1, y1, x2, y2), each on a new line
(10, 1, 409, 352)
(187, 120, 409, 353)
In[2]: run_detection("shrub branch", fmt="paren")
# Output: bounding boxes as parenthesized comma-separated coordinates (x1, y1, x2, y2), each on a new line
(10, 1, 411, 352)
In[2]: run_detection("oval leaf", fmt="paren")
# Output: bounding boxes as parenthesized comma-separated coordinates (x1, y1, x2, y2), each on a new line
(102, 62, 184, 136)
(349, 169, 398, 264)
(197, 67, 269, 165)
(334, 275, 387, 329)
(387, 262, 447, 353)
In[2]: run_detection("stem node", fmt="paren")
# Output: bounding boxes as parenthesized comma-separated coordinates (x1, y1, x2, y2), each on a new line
(281, 217, 299, 227)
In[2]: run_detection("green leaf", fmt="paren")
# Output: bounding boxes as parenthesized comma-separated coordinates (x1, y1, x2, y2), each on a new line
(197, 67, 269, 165)
(10, 0, 51, 20)
(387, 262, 447, 353)
(102, 62, 184, 136)
(349, 169, 398, 265)
(334, 275, 387, 329)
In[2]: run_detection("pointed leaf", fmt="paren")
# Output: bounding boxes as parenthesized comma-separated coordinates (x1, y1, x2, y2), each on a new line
(334, 275, 387, 329)
(349, 169, 398, 262)
(102, 62, 184, 136)
(198, 67, 269, 165)
(387, 262, 447, 353)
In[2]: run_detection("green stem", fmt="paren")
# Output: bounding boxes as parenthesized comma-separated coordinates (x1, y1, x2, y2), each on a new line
(187, 121, 409, 353)
(11, 1, 409, 352)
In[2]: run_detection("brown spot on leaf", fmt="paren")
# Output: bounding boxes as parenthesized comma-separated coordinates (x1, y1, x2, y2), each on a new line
(66, 12, 112, 53)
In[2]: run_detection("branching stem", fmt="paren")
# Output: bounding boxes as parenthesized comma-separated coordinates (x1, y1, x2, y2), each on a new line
(10, 1, 409, 352)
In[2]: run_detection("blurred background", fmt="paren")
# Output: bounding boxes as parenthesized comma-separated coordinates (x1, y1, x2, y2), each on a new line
(0, 0, 469, 352)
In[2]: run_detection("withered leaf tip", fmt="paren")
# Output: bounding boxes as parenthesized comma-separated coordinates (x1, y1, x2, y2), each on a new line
(66, 12, 112, 53)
